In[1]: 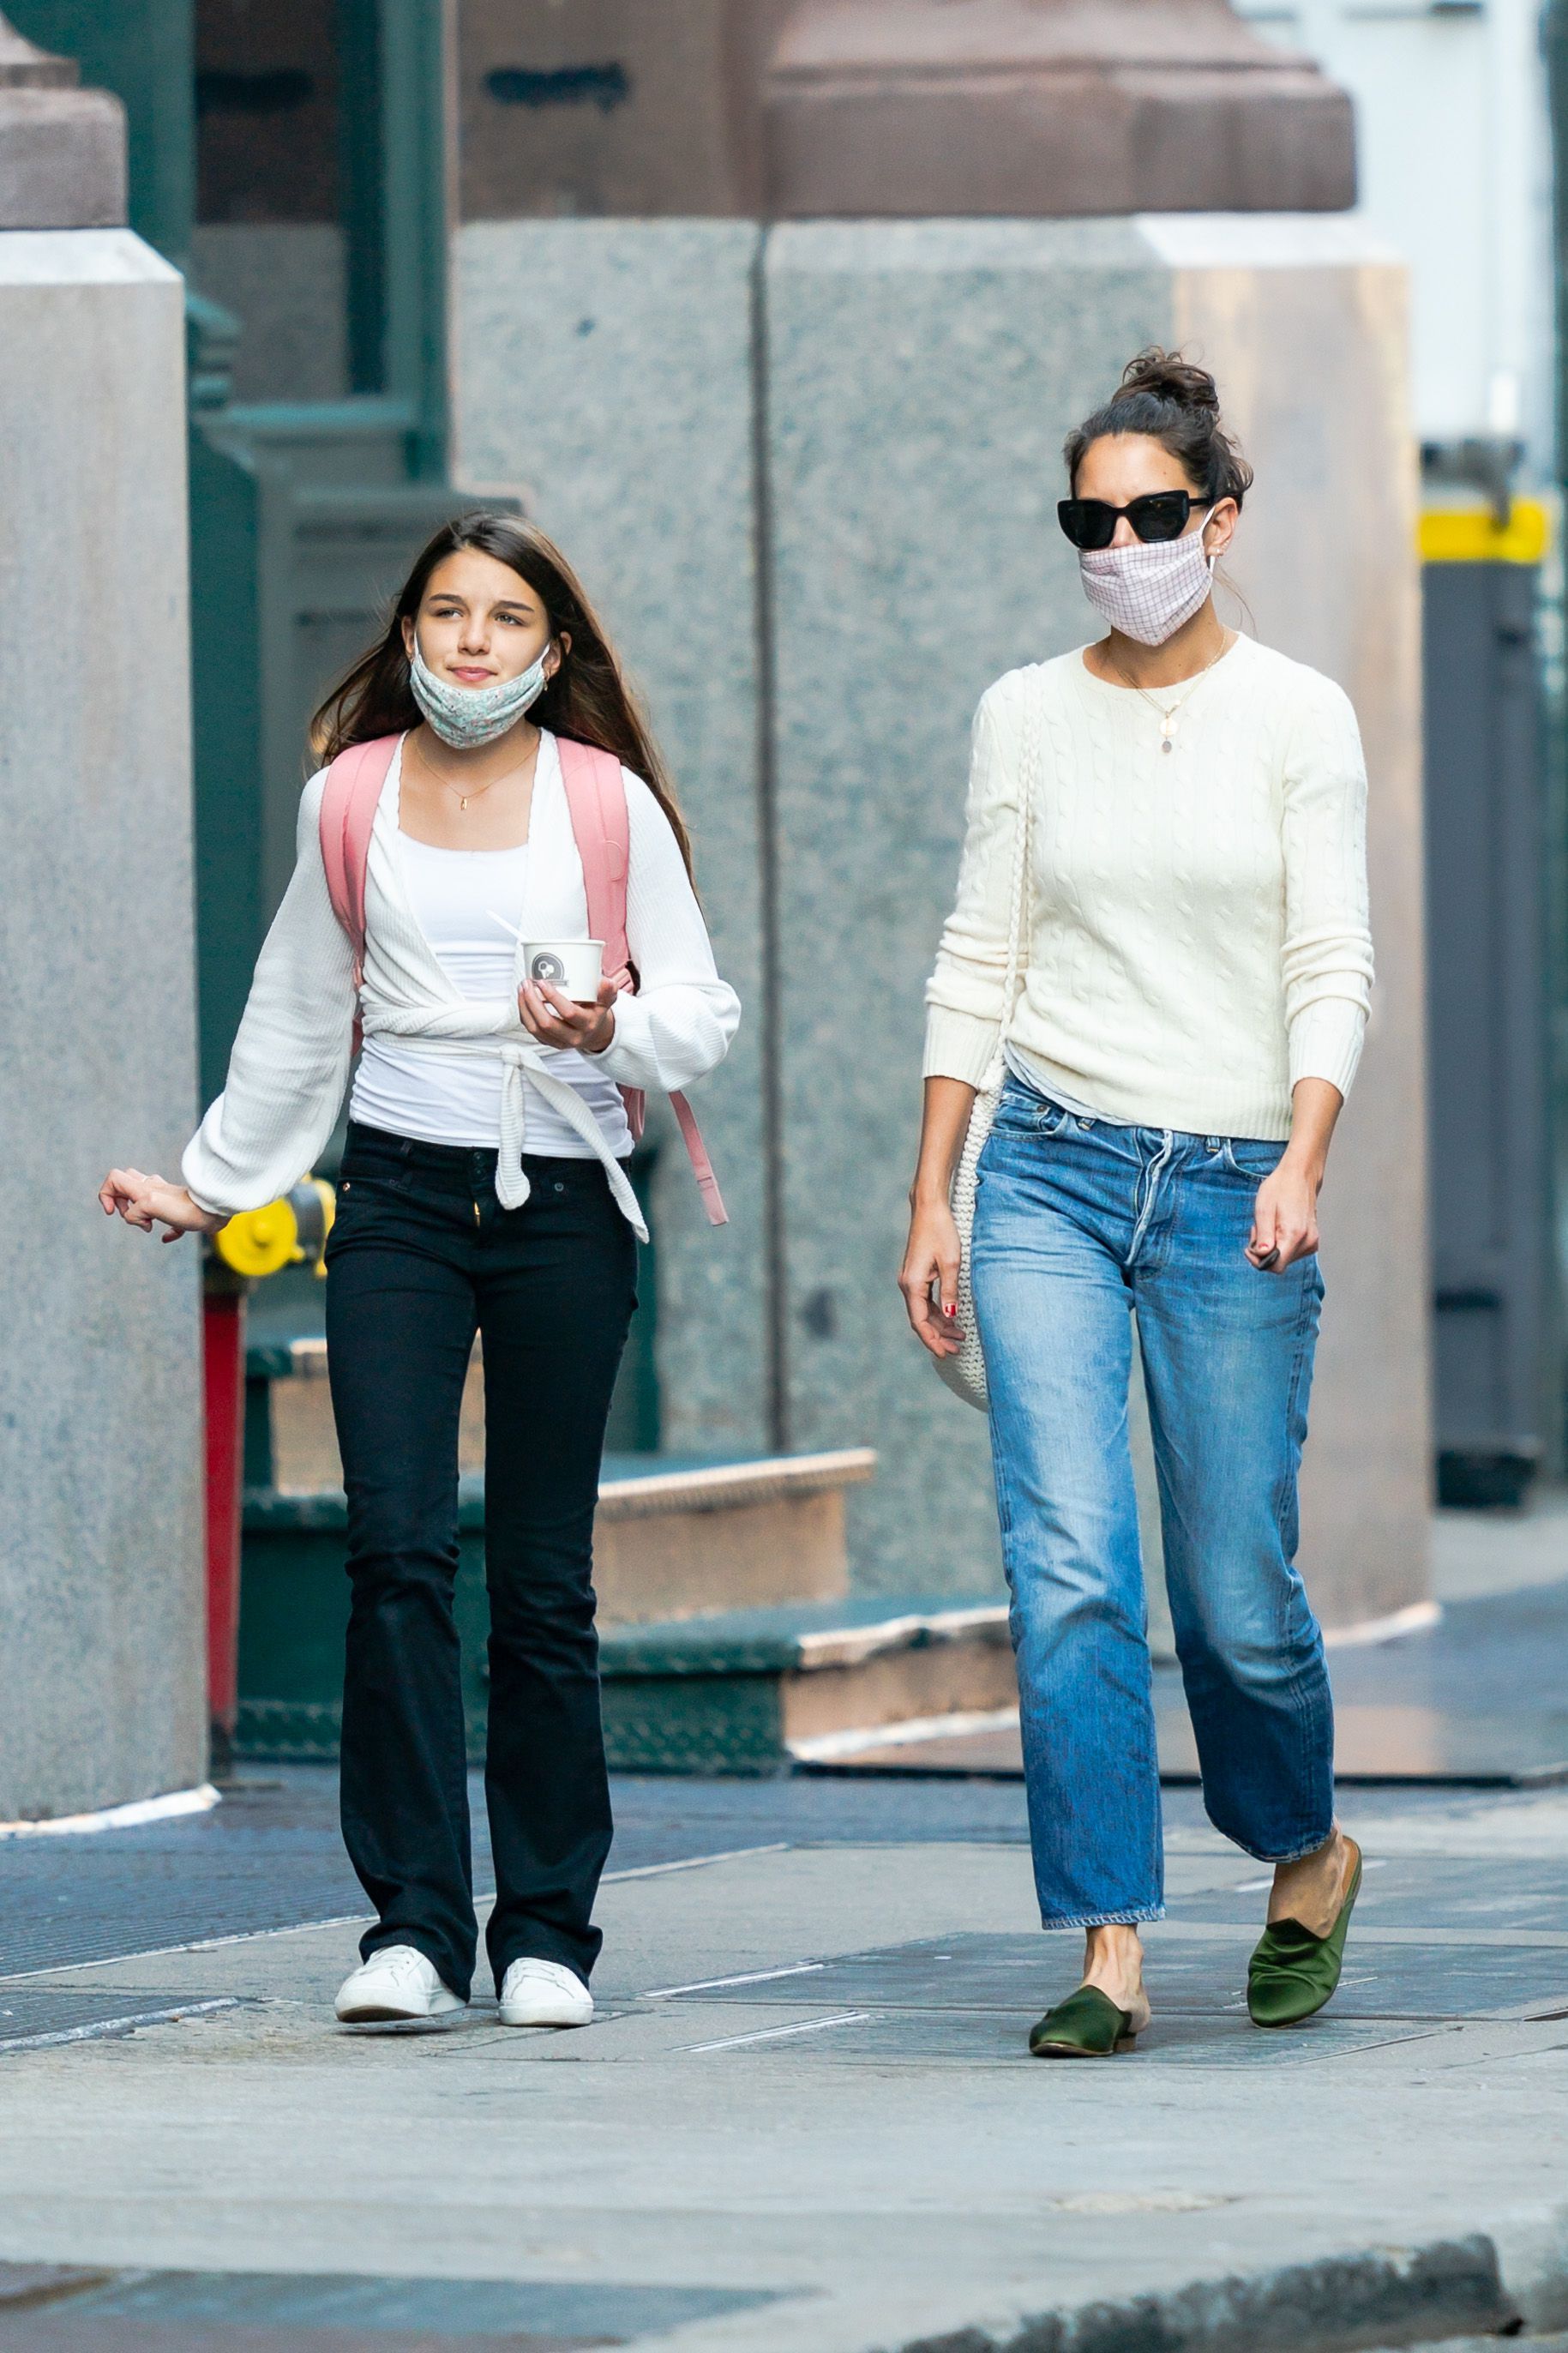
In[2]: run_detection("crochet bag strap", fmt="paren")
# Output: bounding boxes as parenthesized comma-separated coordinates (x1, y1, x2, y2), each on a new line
(319, 733, 402, 1054)
(556, 734, 727, 1228)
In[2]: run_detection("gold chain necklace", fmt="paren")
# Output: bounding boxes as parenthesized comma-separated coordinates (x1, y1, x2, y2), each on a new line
(1108, 631, 1233, 755)
(410, 730, 539, 812)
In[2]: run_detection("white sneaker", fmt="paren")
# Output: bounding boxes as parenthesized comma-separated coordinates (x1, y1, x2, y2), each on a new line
(334, 1944, 466, 2024)
(497, 1957, 594, 2029)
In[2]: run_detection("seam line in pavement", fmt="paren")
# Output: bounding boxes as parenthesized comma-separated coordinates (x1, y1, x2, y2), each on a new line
(603, 1842, 790, 1884)
(0, 1999, 243, 2055)
(645, 1960, 826, 1998)
(681, 2011, 874, 2053)
(0, 1844, 795, 1988)
(0, 1916, 377, 1988)
(1153, 1921, 1568, 1947)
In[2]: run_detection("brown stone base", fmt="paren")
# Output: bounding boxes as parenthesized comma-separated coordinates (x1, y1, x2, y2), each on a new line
(766, 2, 1355, 215)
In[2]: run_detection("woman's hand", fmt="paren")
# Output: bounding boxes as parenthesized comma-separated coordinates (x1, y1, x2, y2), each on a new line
(1246, 1155, 1321, 1272)
(1246, 1077, 1343, 1273)
(99, 1169, 225, 1243)
(519, 978, 617, 1055)
(900, 1195, 964, 1358)
(899, 1077, 978, 1357)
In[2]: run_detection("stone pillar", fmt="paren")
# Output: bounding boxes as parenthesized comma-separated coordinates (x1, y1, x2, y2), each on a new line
(448, 14, 1433, 1640)
(452, 220, 774, 1460)
(1162, 217, 1433, 1625)
(764, 218, 1430, 1630)
(0, 16, 206, 1820)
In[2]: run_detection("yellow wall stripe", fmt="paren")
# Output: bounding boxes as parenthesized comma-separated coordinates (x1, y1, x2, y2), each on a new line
(1420, 500, 1551, 565)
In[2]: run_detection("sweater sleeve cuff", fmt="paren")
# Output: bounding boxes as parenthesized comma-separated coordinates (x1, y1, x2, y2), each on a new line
(1288, 999, 1367, 1103)
(592, 990, 656, 1089)
(922, 1005, 1001, 1088)
(179, 1135, 232, 1221)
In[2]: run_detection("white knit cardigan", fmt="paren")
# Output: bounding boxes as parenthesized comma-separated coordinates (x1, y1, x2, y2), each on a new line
(183, 733, 740, 1240)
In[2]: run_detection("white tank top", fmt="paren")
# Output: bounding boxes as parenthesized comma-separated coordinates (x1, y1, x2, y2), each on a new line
(348, 833, 633, 1158)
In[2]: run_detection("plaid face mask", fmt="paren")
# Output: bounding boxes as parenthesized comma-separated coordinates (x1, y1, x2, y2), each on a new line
(1078, 523, 1216, 647)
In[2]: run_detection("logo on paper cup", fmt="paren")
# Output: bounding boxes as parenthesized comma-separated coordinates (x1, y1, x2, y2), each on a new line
(530, 952, 568, 986)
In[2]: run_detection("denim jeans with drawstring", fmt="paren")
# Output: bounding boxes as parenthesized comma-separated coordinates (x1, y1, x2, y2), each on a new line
(970, 1074, 1333, 1929)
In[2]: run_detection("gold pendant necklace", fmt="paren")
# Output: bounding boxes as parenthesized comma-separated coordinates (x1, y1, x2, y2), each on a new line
(412, 731, 538, 810)
(1110, 632, 1232, 754)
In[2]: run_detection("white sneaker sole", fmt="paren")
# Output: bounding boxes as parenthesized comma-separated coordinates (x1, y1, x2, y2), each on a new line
(497, 2000, 594, 2031)
(335, 1995, 466, 2025)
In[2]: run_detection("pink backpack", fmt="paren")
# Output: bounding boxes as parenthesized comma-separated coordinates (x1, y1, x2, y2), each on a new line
(319, 732, 726, 1225)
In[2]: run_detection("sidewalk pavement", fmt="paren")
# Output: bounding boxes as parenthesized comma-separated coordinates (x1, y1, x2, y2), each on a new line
(3, 1510, 1568, 2353)
(3, 1765, 1568, 2353)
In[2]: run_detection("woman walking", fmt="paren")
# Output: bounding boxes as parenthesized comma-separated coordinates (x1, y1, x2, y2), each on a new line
(899, 352, 1372, 2056)
(101, 515, 739, 2030)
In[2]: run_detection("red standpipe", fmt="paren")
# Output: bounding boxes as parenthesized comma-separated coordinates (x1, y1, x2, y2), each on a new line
(201, 1279, 246, 1767)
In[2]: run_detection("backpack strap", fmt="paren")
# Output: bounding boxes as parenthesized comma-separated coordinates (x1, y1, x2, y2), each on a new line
(669, 1089, 728, 1227)
(556, 736, 632, 984)
(556, 734, 727, 1227)
(320, 733, 401, 1051)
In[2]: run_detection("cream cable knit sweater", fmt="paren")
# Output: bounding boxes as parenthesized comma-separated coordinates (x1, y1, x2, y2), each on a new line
(923, 635, 1373, 1140)
(183, 732, 740, 1237)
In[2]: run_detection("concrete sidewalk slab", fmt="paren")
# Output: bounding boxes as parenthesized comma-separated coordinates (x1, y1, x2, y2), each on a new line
(3, 1808, 1568, 2352)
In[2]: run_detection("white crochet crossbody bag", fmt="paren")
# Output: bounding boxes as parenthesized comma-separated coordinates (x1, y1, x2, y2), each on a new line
(934, 671, 1042, 1412)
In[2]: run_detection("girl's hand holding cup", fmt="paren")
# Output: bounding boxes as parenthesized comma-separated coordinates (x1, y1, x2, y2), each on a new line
(513, 936, 616, 1054)
(519, 975, 617, 1055)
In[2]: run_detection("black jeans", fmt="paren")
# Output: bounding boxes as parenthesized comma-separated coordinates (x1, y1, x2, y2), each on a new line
(324, 1120, 637, 1998)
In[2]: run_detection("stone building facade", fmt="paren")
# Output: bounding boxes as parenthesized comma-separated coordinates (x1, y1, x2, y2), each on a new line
(1, 0, 1433, 1783)
(0, 19, 206, 1820)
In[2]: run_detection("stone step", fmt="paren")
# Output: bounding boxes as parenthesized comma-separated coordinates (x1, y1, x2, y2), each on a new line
(243, 1447, 873, 1629)
(236, 1450, 880, 1762)
(247, 1338, 870, 1622)
(598, 1596, 1016, 1777)
(248, 1334, 476, 1492)
(594, 1451, 872, 1622)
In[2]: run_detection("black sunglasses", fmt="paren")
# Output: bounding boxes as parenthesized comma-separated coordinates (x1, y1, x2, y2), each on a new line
(1057, 490, 1212, 551)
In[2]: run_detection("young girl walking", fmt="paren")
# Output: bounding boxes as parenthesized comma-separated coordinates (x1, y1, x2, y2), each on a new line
(101, 515, 740, 2029)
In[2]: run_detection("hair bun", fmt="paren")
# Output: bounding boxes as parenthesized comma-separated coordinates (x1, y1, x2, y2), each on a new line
(1064, 346, 1253, 510)
(1113, 348, 1220, 417)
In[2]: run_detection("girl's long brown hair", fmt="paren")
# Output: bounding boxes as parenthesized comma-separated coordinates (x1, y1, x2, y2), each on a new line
(309, 514, 694, 877)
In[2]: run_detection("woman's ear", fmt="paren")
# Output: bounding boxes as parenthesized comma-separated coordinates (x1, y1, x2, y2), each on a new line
(1205, 497, 1239, 558)
(550, 629, 572, 675)
(400, 615, 417, 662)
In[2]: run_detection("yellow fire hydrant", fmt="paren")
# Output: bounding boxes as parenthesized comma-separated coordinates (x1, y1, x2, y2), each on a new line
(213, 1176, 336, 1281)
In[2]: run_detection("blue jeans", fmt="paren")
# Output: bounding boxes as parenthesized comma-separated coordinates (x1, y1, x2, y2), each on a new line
(971, 1077, 1333, 1929)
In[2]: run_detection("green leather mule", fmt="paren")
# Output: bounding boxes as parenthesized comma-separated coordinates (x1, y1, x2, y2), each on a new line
(1029, 1983, 1151, 2058)
(1247, 1841, 1363, 2028)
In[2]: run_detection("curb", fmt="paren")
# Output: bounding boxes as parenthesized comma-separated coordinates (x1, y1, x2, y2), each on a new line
(890, 2216, 1568, 2353)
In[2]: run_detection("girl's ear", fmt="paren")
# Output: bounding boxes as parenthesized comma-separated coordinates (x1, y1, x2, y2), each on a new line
(400, 615, 417, 661)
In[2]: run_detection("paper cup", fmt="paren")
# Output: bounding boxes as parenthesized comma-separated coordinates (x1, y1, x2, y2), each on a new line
(521, 939, 604, 1004)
